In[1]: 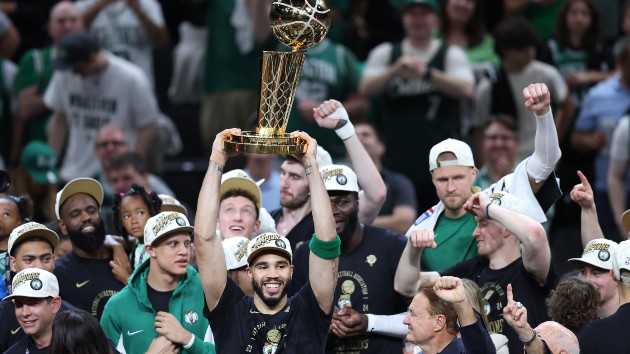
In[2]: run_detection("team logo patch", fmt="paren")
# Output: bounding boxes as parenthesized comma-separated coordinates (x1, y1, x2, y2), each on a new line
(275, 239, 286, 249)
(184, 310, 198, 325)
(598, 250, 610, 262)
(336, 174, 347, 185)
(366, 255, 377, 267)
(176, 217, 186, 226)
(30, 279, 42, 291)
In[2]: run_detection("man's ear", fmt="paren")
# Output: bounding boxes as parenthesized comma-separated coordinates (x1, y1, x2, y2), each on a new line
(146, 244, 157, 258)
(254, 219, 261, 233)
(58, 220, 68, 236)
(433, 314, 446, 332)
(9, 256, 16, 273)
(246, 267, 253, 280)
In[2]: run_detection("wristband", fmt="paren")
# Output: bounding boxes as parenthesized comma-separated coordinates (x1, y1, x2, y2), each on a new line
(335, 121, 355, 141)
(309, 234, 341, 259)
(520, 328, 537, 346)
(485, 203, 492, 220)
(183, 333, 195, 349)
(366, 314, 376, 333)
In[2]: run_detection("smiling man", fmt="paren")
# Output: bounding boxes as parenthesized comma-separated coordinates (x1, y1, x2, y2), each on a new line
(196, 129, 339, 353)
(100, 211, 214, 353)
(3, 268, 62, 354)
(217, 169, 262, 240)
(53, 177, 125, 319)
(291, 164, 409, 353)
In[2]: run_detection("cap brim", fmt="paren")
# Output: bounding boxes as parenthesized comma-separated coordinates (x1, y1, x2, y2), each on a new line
(220, 178, 261, 208)
(149, 225, 194, 246)
(9, 228, 59, 256)
(621, 210, 630, 232)
(567, 257, 610, 270)
(247, 246, 292, 266)
(56, 178, 104, 219)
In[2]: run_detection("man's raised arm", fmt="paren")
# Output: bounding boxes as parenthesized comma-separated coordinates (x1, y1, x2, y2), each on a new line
(522, 83, 562, 194)
(313, 99, 386, 224)
(293, 131, 339, 313)
(195, 128, 240, 311)
(393, 229, 441, 298)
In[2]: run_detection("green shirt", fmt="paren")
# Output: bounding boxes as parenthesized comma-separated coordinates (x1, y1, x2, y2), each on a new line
(421, 213, 478, 271)
(14, 46, 54, 142)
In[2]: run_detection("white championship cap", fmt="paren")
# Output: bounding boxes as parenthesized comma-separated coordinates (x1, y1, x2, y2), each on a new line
(8, 222, 59, 256)
(159, 194, 188, 216)
(429, 138, 475, 172)
(568, 238, 618, 270)
(4, 268, 59, 301)
(486, 191, 531, 218)
(246, 232, 292, 265)
(612, 240, 630, 283)
(222, 236, 249, 270)
(144, 211, 194, 246)
(319, 164, 359, 193)
(220, 169, 262, 209)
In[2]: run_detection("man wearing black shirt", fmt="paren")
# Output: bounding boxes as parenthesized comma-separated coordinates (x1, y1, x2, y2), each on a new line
(197, 129, 340, 354)
(0, 222, 75, 352)
(53, 177, 125, 319)
(395, 191, 556, 354)
(272, 100, 386, 250)
(3, 268, 62, 354)
(292, 163, 409, 353)
(578, 240, 630, 353)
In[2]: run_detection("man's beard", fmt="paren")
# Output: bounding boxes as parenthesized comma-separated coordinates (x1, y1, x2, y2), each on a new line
(252, 279, 288, 309)
(280, 191, 309, 210)
(66, 220, 106, 253)
(339, 211, 359, 249)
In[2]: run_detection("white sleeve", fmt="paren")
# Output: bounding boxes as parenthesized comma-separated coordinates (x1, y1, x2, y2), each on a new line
(366, 313, 408, 338)
(43, 73, 64, 112)
(362, 43, 393, 77)
(444, 46, 474, 84)
(140, 0, 166, 26)
(611, 116, 630, 161)
(526, 109, 561, 183)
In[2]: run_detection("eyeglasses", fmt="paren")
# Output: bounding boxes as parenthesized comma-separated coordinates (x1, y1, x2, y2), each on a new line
(95, 140, 126, 149)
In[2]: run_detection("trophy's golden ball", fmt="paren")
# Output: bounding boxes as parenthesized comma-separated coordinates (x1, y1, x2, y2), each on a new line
(270, 0, 331, 50)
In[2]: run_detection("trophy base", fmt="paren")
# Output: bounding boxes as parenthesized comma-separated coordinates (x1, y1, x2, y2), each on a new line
(223, 131, 307, 154)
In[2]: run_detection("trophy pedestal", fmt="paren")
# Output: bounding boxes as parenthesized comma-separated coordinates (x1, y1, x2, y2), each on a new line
(223, 131, 307, 155)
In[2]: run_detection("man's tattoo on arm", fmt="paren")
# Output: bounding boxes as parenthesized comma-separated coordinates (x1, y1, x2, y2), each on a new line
(305, 163, 312, 176)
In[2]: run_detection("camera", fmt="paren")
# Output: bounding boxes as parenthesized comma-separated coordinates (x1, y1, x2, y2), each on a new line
(0, 170, 10, 193)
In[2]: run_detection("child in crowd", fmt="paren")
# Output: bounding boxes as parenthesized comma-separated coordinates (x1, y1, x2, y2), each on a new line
(0, 194, 33, 294)
(112, 184, 162, 270)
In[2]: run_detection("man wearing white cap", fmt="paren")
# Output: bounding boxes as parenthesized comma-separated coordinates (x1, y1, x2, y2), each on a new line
(292, 164, 409, 353)
(0, 222, 76, 352)
(53, 177, 125, 319)
(3, 268, 62, 354)
(222, 236, 253, 296)
(197, 129, 339, 353)
(395, 191, 555, 354)
(578, 240, 630, 353)
(568, 239, 619, 318)
(217, 169, 262, 241)
(100, 211, 214, 354)
(406, 83, 562, 272)
(272, 99, 386, 250)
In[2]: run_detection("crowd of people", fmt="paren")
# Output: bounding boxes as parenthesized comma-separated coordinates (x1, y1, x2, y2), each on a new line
(2, 0, 630, 353)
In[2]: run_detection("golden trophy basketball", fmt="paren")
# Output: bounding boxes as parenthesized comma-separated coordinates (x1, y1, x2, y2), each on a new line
(223, 0, 331, 154)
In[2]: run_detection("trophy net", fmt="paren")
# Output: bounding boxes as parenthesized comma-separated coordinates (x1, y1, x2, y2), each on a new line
(257, 51, 306, 137)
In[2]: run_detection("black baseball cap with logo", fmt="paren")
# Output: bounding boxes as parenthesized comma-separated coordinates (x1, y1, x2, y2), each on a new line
(52, 31, 100, 70)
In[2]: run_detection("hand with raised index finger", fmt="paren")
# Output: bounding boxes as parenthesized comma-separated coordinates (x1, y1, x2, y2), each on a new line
(523, 83, 551, 115)
(502, 284, 528, 330)
(570, 170, 595, 210)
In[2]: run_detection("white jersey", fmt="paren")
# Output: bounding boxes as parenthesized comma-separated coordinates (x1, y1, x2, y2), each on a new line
(76, 0, 166, 88)
(44, 53, 159, 181)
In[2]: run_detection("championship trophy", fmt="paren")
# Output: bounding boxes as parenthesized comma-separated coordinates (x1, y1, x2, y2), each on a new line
(223, 0, 331, 154)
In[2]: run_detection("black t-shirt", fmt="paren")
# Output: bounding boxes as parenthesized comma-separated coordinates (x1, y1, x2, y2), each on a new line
(578, 302, 630, 353)
(147, 284, 174, 313)
(53, 252, 124, 320)
(270, 209, 315, 250)
(205, 278, 332, 354)
(292, 225, 409, 354)
(378, 168, 417, 215)
(0, 299, 75, 352)
(440, 256, 557, 354)
(4, 334, 49, 354)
